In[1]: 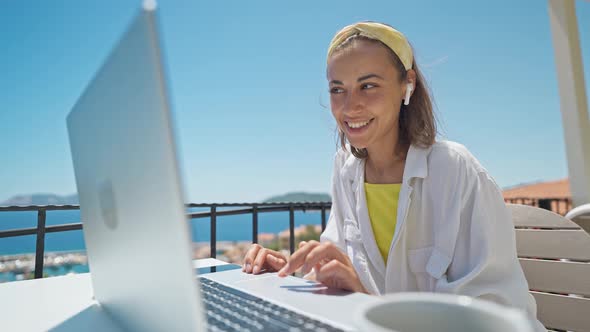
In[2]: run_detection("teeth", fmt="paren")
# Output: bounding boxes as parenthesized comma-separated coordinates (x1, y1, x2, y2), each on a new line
(347, 120, 370, 129)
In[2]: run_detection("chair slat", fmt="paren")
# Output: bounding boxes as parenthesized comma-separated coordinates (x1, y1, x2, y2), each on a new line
(519, 258, 590, 296)
(531, 291, 590, 332)
(509, 204, 580, 229)
(515, 229, 590, 261)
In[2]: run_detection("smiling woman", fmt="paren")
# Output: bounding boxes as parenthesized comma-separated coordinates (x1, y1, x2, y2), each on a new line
(242, 21, 546, 331)
(327, 23, 435, 163)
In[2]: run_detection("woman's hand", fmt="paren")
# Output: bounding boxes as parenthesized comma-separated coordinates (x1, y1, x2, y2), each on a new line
(277, 240, 368, 293)
(242, 244, 287, 275)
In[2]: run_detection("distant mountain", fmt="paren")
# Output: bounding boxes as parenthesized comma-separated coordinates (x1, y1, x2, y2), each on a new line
(1, 194, 79, 206)
(264, 192, 331, 203)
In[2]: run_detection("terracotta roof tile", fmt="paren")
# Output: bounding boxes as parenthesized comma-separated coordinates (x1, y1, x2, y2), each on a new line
(502, 178, 570, 199)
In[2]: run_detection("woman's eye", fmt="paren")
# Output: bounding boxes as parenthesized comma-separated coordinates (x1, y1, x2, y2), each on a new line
(361, 83, 376, 90)
(330, 87, 344, 94)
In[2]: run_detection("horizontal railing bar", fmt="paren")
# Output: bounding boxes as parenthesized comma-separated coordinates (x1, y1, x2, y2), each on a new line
(0, 227, 38, 238)
(187, 205, 329, 219)
(0, 202, 332, 212)
(0, 205, 330, 235)
(186, 202, 331, 208)
(45, 224, 83, 233)
(0, 206, 332, 225)
(0, 223, 84, 238)
(0, 205, 81, 212)
(3, 199, 573, 213)
(188, 208, 253, 219)
(0, 204, 330, 236)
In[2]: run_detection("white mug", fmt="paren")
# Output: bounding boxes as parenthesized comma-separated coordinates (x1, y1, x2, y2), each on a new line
(355, 292, 534, 332)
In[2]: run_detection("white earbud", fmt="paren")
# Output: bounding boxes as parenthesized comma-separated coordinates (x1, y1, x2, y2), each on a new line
(404, 83, 413, 106)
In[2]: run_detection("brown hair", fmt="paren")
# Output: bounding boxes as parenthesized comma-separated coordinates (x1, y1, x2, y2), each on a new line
(332, 34, 437, 159)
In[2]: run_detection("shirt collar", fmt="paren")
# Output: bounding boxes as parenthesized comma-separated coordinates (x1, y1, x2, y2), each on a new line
(340, 144, 432, 189)
(402, 144, 431, 185)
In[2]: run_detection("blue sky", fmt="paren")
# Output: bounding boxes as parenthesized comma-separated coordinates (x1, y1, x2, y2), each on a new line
(0, 0, 588, 203)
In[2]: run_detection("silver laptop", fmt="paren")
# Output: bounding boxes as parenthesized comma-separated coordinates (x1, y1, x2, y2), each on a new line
(66, 2, 375, 332)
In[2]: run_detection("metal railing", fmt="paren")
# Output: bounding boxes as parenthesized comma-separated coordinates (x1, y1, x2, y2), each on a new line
(1, 197, 572, 280)
(0, 202, 332, 279)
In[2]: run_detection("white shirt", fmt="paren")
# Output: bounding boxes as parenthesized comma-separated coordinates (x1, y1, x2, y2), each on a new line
(320, 140, 545, 331)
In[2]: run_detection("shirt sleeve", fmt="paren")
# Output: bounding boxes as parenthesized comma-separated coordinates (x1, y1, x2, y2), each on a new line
(434, 171, 542, 330)
(319, 149, 347, 252)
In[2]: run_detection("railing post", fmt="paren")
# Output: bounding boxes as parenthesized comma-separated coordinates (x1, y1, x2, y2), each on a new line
(289, 205, 295, 254)
(252, 204, 258, 244)
(210, 205, 217, 259)
(321, 204, 327, 231)
(34, 209, 47, 279)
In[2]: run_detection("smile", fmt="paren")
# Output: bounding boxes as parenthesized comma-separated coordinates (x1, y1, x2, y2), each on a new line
(346, 119, 373, 129)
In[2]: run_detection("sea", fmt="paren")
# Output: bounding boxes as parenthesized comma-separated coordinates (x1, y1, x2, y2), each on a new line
(0, 207, 327, 282)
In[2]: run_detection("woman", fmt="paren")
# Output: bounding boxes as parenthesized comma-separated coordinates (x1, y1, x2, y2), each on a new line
(242, 22, 543, 330)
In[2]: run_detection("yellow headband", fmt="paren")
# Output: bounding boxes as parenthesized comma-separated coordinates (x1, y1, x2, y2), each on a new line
(327, 22, 413, 70)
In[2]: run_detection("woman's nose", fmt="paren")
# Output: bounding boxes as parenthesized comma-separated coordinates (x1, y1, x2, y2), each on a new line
(343, 91, 363, 114)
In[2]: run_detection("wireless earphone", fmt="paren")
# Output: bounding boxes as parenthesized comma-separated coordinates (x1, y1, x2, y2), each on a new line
(404, 82, 413, 106)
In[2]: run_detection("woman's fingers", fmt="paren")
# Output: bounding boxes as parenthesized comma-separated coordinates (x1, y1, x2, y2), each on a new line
(315, 259, 350, 290)
(244, 241, 365, 293)
(264, 251, 287, 271)
(247, 241, 346, 278)
(277, 240, 321, 277)
(315, 259, 366, 293)
(300, 242, 347, 275)
(302, 262, 322, 281)
(243, 244, 287, 275)
(242, 244, 262, 273)
(252, 248, 272, 274)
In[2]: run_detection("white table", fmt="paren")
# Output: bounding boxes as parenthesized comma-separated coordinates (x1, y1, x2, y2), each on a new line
(0, 258, 228, 332)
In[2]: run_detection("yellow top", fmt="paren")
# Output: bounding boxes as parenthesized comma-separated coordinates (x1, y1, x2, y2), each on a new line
(364, 182, 402, 263)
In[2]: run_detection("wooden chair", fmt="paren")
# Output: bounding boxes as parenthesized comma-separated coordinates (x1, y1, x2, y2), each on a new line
(509, 203, 590, 331)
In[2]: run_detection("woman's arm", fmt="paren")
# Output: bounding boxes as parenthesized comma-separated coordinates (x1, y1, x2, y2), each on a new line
(433, 171, 541, 329)
(319, 149, 349, 251)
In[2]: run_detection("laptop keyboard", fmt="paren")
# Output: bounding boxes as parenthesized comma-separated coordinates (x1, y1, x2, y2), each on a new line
(199, 277, 345, 332)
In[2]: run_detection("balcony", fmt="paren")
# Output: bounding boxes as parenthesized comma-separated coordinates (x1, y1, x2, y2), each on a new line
(0, 202, 331, 282)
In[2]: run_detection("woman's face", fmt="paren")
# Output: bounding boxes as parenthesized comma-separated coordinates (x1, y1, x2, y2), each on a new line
(328, 39, 405, 151)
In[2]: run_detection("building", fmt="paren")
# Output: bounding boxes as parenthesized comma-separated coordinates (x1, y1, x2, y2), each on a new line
(503, 178, 572, 215)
